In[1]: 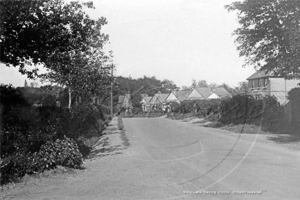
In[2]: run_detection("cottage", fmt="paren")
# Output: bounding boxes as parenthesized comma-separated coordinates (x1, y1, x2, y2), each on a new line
(187, 87, 214, 100)
(140, 96, 152, 112)
(149, 92, 169, 111)
(212, 87, 232, 98)
(166, 91, 189, 104)
(247, 71, 300, 104)
(117, 94, 133, 110)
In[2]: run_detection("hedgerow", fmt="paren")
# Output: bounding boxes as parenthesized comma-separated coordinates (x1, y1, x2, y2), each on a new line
(288, 88, 300, 128)
(0, 84, 109, 185)
(219, 95, 284, 131)
(168, 94, 285, 131)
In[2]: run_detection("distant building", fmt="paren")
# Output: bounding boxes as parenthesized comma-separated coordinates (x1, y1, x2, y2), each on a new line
(166, 91, 189, 104)
(212, 87, 232, 98)
(140, 96, 152, 112)
(117, 94, 133, 110)
(149, 92, 169, 111)
(247, 71, 300, 104)
(187, 87, 214, 100)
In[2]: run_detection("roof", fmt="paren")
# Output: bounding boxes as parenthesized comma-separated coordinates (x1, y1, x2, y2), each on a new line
(212, 87, 232, 98)
(157, 94, 169, 103)
(142, 96, 152, 104)
(194, 87, 212, 99)
(247, 71, 273, 80)
(118, 94, 133, 108)
(150, 93, 169, 104)
(173, 91, 188, 102)
(118, 95, 125, 104)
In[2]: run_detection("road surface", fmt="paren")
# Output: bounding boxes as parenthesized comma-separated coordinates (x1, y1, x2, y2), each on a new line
(1, 117, 300, 200)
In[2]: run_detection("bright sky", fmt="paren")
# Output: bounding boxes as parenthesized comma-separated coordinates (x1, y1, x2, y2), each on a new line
(0, 0, 255, 88)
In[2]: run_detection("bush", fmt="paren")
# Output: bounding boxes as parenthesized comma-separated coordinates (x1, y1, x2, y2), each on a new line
(219, 94, 284, 131)
(1, 137, 83, 185)
(288, 88, 300, 127)
(34, 137, 83, 171)
(0, 151, 36, 185)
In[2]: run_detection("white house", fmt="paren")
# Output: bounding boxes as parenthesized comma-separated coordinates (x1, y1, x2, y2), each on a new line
(247, 71, 300, 104)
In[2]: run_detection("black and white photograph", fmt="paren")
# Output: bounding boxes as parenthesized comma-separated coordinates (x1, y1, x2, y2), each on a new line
(0, 0, 300, 199)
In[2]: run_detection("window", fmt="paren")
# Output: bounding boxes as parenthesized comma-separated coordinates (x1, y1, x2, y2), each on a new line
(264, 78, 268, 87)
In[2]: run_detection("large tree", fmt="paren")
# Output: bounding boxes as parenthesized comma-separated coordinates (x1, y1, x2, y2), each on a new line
(0, 0, 109, 77)
(1, 0, 113, 108)
(226, 0, 300, 79)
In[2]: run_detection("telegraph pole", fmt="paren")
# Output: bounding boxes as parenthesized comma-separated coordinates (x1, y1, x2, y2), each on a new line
(110, 64, 114, 117)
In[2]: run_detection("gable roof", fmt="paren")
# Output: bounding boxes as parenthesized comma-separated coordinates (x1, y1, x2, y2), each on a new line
(157, 94, 169, 103)
(194, 87, 212, 99)
(150, 93, 169, 104)
(118, 94, 133, 108)
(141, 96, 152, 104)
(212, 87, 232, 98)
(118, 95, 125, 104)
(247, 71, 274, 80)
(173, 91, 188, 102)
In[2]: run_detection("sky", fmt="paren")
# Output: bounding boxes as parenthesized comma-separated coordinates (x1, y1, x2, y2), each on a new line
(0, 0, 256, 88)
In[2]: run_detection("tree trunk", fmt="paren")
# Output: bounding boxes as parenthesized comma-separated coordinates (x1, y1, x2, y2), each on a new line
(68, 87, 71, 109)
(68, 74, 71, 109)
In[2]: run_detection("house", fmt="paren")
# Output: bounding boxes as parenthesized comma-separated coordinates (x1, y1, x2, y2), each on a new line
(187, 87, 215, 100)
(140, 96, 152, 112)
(149, 92, 169, 111)
(166, 90, 189, 104)
(212, 87, 232, 98)
(117, 94, 133, 110)
(247, 71, 300, 104)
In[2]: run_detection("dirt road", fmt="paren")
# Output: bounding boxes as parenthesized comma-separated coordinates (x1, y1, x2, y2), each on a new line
(1, 117, 300, 200)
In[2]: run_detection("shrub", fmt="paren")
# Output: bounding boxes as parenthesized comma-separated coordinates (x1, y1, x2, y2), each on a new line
(33, 137, 83, 171)
(288, 88, 300, 127)
(1, 137, 83, 185)
(0, 151, 36, 185)
(219, 94, 284, 131)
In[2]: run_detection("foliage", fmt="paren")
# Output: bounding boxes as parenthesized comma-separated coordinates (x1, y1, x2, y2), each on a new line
(219, 94, 284, 131)
(288, 87, 300, 126)
(192, 79, 208, 88)
(1, 0, 107, 76)
(171, 100, 222, 117)
(114, 76, 178, 108)
(226, 0, 300, 79)
(34, 137, 83, 171)
(1, 137, 83, 185)
(64, 104, 106, 139)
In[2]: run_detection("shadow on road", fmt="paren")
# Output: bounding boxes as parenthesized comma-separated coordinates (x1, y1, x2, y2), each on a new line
(267, 134, 300, 144)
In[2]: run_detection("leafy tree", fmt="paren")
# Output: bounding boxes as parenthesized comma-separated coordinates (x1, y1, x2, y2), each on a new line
(226, 0, 300, 79)
(209, 82, 218, 89)
(1, 1, 113, 108)
(161, 79, 179, 91)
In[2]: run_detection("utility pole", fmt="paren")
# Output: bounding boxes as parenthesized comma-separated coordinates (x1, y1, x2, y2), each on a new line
(110, 64, 114, 117)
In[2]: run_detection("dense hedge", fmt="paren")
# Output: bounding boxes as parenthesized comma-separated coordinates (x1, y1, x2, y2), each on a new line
(288, 88, 300, 126)
(171, 99, 222, 121)
(169, 94, 285, 131)
(0, 84, 109, 185)
(219, 95, 284, 131)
